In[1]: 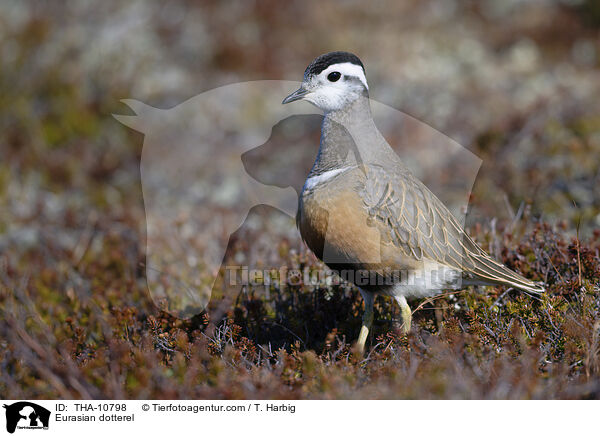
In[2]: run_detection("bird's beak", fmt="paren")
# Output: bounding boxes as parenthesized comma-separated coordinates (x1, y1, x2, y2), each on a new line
(282, 86, 309, 104)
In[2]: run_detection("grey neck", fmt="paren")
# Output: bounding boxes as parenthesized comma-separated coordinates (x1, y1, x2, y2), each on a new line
(309, 95, 397, 177)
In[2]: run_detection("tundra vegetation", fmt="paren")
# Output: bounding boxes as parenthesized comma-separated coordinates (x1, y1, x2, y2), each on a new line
(1, 1, 599, 399)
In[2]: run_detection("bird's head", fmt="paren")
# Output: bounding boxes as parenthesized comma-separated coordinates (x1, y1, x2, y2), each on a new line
(282, 51, 368, 113)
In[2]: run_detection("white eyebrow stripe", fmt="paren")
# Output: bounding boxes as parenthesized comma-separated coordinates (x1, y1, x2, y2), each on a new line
(321, 63, 368, 90)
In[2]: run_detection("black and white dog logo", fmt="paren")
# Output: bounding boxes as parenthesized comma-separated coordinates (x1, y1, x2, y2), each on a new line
(3, 402, 50, 433)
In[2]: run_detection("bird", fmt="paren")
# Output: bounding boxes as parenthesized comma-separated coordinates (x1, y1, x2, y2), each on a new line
(282, 51, 544, 354)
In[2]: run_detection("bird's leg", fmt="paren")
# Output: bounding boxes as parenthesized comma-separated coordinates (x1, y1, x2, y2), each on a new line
(394, 295, 412, 334)
(356, 289, 374, 354)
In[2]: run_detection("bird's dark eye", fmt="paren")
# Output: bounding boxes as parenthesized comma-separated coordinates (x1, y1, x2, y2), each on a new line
(327, 71, 341, 82)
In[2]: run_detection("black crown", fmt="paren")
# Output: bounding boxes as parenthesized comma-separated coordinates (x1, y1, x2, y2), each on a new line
(304, 51, 365, 78)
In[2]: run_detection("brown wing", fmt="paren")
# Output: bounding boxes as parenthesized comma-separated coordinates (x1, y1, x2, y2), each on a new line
(358, 164, 544, 293)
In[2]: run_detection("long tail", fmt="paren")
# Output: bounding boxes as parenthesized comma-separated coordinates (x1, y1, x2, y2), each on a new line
(466, 252, 545, 294)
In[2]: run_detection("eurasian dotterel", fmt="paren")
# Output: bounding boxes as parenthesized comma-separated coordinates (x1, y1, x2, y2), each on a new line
(283, 51, 544, 353)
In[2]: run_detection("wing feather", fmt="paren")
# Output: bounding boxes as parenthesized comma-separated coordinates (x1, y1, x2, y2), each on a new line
(359, 164, 544, 293)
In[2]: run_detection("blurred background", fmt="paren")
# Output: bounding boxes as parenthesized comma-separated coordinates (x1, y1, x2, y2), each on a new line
(2, 0, 599, 253)
(0, 0, 599, 398)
